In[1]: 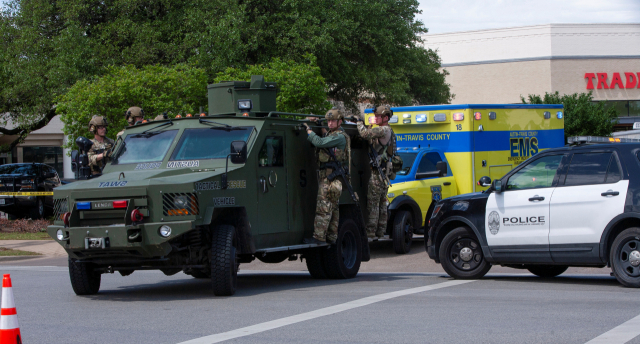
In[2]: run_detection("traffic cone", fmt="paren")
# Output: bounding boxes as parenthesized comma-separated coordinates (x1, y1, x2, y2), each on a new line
(0, 274, 22, 344)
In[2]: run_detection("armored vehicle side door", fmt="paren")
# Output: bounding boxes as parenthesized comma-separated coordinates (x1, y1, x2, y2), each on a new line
(256, 132, 289, 234)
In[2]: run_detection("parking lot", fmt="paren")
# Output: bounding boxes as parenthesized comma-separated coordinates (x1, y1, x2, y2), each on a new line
(1, 240, 639, 344)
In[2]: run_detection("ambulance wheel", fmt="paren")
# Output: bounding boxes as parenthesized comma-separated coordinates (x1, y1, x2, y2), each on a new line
(305, 249, 329, 279)
(610, 227, 640, 288)
(326, 219, 362, 279)
(211, 225, 238, 296)
(439, 227, 491, 279)
(68, 258, 101, 295)
(526, 265, 568, 278)
(393, 210, 414, 254)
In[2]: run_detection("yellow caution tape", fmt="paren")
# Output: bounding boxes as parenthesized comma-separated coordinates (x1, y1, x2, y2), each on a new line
(0, 192, 54, 196)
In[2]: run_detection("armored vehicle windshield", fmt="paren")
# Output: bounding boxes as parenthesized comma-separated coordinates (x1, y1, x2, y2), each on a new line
(170, 126, 254, 161)
(113, 130, 178, 165)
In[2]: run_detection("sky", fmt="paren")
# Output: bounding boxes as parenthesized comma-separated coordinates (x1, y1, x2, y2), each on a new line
(417, 0, 640, 34)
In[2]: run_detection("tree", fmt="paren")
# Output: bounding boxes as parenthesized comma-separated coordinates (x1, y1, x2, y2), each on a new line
(0, 0, 451, 152)
(521, 92, 618, 139)
(57, 64, 208, 150)
(214, 55, 331, 115)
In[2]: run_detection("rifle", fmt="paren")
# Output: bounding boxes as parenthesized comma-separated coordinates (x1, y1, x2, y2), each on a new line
(367, 142, 390, 188)
(323, 149, 367, 230)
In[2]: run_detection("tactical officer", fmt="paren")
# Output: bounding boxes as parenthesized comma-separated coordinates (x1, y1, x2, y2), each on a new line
(303, 108, 351, 245)
(87, 116, 115, 175)
(356, 105, 395, 239)
(117, 106, 145, 137)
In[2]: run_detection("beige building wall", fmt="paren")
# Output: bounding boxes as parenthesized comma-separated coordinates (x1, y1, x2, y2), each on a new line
(445, 60, 552, 104)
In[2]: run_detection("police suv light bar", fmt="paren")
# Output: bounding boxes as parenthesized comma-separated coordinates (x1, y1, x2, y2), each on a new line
(567, 136, 640, 145)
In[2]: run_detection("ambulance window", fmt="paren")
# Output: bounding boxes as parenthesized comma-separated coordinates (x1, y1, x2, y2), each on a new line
(258, 136, 284, 167)
(417, 153, 442, 173)
(397, 152, 417, 175)
(506, 155, 562, 190)
(564, 152, 611, 186)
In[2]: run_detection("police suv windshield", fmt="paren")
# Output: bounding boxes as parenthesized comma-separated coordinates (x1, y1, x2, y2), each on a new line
(170, 127, 254, 161)
(0, 164, 37, 175)
(113, 130, 178, 165)
(396, 152, 417, 175)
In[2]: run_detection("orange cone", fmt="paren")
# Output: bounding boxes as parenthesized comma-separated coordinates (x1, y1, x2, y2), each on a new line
(0, 274, 22, 344)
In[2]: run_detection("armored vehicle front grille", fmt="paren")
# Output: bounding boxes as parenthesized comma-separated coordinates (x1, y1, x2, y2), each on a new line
(53, 198, 69, 221)
(162, 193, 199, 216)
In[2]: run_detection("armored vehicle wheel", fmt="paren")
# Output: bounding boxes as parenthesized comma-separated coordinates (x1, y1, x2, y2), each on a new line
(211, 225, 238, 296)
(439, 227, 491, 280)
(525, 265, 568, 278)
(610, 227, 640, 288)
(189, 269, 210, 279)
(326, 219, 362, 279)
(68, 258, 101, 295)
(29, 197, 44, 219)
(393, 210, 414, 254)
(305, 249, 329, 279)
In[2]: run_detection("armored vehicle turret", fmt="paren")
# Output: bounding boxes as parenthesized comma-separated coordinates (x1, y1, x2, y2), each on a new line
(48, 76, 371, 296)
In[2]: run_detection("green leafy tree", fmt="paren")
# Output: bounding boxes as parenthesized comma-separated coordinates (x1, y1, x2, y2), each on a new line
(214, 55, 331, 115)
(57, 64, 208, 150)
(521, 91, 618, 139)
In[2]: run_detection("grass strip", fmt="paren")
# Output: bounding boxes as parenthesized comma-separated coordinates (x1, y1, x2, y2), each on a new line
(0, 247, 42, 256)
(0, 232, 52, 240)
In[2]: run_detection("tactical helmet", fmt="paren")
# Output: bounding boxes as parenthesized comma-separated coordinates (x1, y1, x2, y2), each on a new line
(88, 115, 108, 135)
(154, 113, 168, 121)
(374, 105, 392, 118)
(125, 106, 144, 125)
(325, 108, 343, 121)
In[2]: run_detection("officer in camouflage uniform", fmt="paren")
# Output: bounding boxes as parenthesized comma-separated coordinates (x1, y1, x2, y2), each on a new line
(87, 116, 115, 175)
(303, 108, 351, 245)
(117, 106, 145, 138)
(356, 105, 395, 239)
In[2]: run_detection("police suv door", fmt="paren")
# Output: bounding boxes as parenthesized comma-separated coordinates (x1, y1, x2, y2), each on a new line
(485, 153, 565, 263)
(548, 150, 628, 263)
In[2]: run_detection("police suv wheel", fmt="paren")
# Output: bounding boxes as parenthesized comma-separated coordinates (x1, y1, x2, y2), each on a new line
(525, 265, 568, 278)
(68, 258, 101, 295)
(29, 197, 44, 219)
(392, 210, 413, 254)
(211, 225, 238, 296)
(325, 219, 362, 279)
(439, 227, 491, 279)
(610, 227, 640, 288)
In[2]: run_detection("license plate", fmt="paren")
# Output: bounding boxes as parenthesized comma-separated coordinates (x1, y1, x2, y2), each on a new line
(0, 199, 4, 205)
(84, 237, 109, 249)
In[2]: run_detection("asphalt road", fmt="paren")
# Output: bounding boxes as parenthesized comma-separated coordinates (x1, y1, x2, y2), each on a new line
(1, 240, 639, 344)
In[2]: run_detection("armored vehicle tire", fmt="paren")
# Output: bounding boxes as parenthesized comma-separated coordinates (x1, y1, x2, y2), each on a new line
(439, 227, 491, 280)
(189, 269, 211, 279)
(525, 265, 568, 278)
(393, 210, 414, 254)
(29, 197, 44, 219)
(325, 219, 362, 279)
(610, 227, 640, 288)
(211, 225, 238, 296)
(305, 249, 329, 279)
(68, 258, 101, 295)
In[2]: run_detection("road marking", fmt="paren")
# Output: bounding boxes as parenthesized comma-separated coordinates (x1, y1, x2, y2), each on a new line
(585, 313, 640, 344)
(177, 279, 475, 344)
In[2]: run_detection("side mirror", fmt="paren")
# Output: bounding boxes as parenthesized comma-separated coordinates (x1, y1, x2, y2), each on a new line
(478, 176, 491, 187)
(230, 141, 248, 164)
(436, 161, 447, 177)
(492, 179, 503, 193)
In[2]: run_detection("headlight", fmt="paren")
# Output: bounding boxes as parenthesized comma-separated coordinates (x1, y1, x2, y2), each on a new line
(238, 99, 252, 110)
(56, 229, 64, 240)
(174, 195, 189, 208)
(159, 225, 172, 238)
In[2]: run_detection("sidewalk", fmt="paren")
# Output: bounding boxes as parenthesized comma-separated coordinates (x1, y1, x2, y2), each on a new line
(0, 240, 66, 257)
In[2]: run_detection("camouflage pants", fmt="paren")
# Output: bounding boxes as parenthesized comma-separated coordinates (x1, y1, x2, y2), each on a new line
(367, 171, 388, 237)
(313, 176, 342, 242)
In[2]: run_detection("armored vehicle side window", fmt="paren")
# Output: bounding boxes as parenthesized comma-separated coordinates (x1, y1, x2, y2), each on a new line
(114, 130, 178, 165)
(170, 127, 253, 161)
(563, 152, 612, 186)
(417, 152, 442, 173)
(258, 136, 284, 167)
(506, 154, 562, 190)
(396, 152, 417, 175)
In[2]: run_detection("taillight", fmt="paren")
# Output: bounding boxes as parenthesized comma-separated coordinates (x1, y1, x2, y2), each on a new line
(113, 200, 127, 209)
(131, 208, 143, 222)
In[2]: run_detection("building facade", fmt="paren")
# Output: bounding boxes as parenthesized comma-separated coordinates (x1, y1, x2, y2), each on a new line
(422, 24, 640, 129)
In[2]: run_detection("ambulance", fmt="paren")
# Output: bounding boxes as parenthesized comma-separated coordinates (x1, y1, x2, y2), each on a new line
(363, 104, 565, 253)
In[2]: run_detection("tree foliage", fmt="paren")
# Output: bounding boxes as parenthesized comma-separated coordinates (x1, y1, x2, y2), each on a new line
(521, 91, 618, 139)
(0, 0, 451, 152)
(214, 55, 331, 115)
(57, 64, 207, 150)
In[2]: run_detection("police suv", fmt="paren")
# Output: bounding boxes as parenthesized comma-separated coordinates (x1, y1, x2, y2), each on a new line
(426, 136, 640, 287)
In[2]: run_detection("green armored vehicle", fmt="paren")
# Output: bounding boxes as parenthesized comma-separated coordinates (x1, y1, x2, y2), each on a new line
(48, 76, 371, 296)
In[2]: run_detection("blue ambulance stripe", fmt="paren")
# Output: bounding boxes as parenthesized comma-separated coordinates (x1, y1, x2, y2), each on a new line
(365, 104, 564, 113)
(396, 132, 472, 152)
(474, 129, 564, 151)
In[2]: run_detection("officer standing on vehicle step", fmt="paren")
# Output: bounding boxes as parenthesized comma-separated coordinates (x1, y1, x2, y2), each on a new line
(117, 106, 145, 137)
(303, 108, 351, 245)
(356, 105, 395, 239)
(87, 116, 115, 175)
